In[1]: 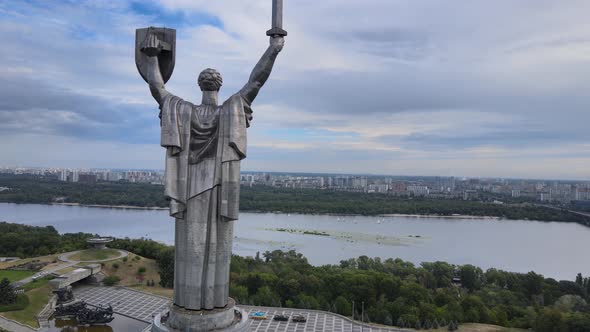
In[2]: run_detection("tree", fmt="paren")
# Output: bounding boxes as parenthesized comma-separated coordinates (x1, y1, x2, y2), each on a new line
(534, 308, 564, 332)
(523, 271, 544, 298)
(0, 278, 16, 304)
(432, 318, 440, 329)
(230, 285, 249, 304)
(103, 275, 121, 286)
(252, 286, 279, 306)
(448, 320, 458, 331)
(396, 317, 405, 327)
(157, 247, 175, 288)
(460, 265, 482, 291)
(334, 296, 352, 316)
(553, 295, 588, 313)
(384, 314, 393, 326)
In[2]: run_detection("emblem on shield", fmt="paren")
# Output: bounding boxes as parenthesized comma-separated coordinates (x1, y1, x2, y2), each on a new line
(135, 27, 176, 84)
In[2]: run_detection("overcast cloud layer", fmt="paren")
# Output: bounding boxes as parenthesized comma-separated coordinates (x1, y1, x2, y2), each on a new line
(1, 0, 589, 179)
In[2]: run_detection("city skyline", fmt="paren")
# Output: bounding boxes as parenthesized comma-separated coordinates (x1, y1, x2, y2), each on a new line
(1, 1, 590, 179)
(3, 164, 590, 184)
(3, 165, 590, 207)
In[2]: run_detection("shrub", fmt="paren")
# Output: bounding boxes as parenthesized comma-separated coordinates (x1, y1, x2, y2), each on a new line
(112, 263, 119, 269)
(103, 275, 121, 286)
(138, 266, 146, 274)
(0, 294, 29, 312)
(122, 257, 128, 262)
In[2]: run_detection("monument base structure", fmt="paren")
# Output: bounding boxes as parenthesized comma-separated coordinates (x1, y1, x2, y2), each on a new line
(151, 298, 251, 332)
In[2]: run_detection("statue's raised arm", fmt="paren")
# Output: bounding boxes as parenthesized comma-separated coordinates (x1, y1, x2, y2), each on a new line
(239, 36, 285, 105)
(141, 35, 169, 105)
(145, 55, 169, 105)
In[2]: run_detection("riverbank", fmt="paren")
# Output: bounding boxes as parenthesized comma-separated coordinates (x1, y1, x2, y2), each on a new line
(0, 202, 557, 222)
(379, 213, 501, 219)
(50, 203, 502, 220)
(51, 202, 168, 210)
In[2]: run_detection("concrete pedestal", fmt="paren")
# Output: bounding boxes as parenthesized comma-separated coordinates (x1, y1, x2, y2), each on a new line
(151, 298, 251, 332)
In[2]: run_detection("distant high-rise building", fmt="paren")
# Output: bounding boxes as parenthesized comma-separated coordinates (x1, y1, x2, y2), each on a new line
(407, 185, 429, 196)
(79, 173, 97, 183)
(390, 182, 407, 195)
(463, 190, 478, 200)
(59, 169, 68, 182)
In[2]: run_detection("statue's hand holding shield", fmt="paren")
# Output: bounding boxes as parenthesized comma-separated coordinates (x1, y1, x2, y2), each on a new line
(135, 27, 176, 84)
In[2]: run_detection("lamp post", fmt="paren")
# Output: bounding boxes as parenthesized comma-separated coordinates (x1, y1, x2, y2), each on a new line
(361, 301, 364, 332)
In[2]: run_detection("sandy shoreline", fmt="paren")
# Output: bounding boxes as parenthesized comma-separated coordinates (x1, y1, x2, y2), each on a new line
(378, 213, 501, 220)
(51, 202, 168, 210)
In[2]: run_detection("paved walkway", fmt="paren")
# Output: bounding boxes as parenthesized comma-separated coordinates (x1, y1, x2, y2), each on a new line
(58, 249, 128, 264)
(73, 286, 406, 332)
(0, 315, 41, 332)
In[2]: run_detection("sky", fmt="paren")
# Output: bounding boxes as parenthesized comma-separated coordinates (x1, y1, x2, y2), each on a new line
(1, 0, 589, 180)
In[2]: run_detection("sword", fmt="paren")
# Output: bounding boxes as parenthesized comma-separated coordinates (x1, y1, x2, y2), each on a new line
(266, 0, 288, 37)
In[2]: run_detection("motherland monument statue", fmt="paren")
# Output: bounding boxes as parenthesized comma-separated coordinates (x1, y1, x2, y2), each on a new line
(136, 1, 286, 331)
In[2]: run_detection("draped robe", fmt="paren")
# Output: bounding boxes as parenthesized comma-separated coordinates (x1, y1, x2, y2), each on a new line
(160, 92, 251, 310)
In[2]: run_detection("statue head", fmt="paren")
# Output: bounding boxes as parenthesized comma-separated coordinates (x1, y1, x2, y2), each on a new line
(198, 68, 223, 92)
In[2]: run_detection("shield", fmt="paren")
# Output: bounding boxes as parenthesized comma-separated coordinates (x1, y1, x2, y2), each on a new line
(135, 27, 176, 84)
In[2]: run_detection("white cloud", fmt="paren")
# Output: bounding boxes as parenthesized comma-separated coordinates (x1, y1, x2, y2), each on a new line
(1, 0, 590, 179)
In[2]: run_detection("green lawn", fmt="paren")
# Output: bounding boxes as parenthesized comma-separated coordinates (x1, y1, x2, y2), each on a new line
(69, 248, 120, 261)
(1, 284, 51, 328)
(20, 276, 52, 291)
(0, 270, 34, 283)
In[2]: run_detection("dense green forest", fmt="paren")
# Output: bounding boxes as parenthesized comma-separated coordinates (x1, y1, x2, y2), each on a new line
(0, 174, 166, 207)
(240, 186, 590, 225)
(1, 223, 589, 330)
(113, 238, 590, 331)
(1, 174, 589, 225)
(0, 222, 94, 257)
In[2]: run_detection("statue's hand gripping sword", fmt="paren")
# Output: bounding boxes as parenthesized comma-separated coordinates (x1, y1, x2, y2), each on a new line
(266, 0, 288, 37)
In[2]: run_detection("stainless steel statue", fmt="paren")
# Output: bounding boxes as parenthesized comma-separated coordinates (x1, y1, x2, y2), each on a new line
(136, 1, 286, 331)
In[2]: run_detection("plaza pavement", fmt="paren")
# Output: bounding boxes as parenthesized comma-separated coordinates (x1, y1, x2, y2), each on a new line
(74, 286, 406, 332)
(74, 285, 169, 323)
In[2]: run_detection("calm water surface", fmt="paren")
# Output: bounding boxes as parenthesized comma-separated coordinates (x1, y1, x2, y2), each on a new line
(1, 203, 588, 280)
(47, 313, 147, 331)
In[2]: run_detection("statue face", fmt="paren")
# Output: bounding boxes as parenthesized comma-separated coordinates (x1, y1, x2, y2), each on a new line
(198, 68, 223, 92)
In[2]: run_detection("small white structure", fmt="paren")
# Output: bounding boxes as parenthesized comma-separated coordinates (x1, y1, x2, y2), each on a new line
(86, 237, 113, 250)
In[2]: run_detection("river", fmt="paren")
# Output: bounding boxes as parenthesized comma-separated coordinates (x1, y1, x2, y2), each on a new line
(0, 203, 588, 280)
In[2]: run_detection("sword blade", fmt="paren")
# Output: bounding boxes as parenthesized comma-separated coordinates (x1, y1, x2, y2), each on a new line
(272, 0, 283, 29)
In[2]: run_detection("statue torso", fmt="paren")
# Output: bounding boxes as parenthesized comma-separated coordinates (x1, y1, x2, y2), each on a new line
(189, 104, 221, 164)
